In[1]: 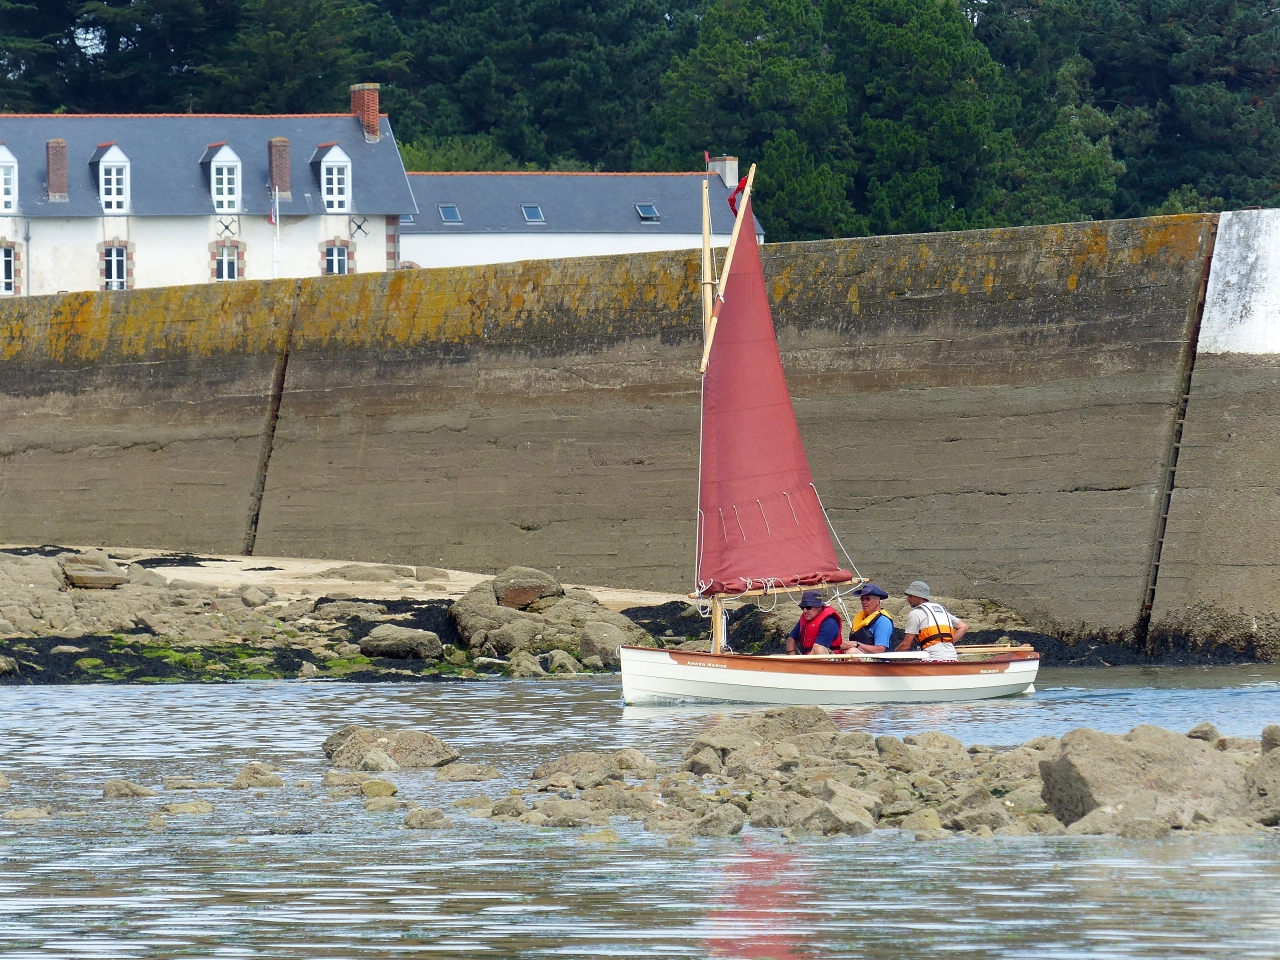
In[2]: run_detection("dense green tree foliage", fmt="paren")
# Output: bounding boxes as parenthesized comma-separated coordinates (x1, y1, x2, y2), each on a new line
(1, 0, 1276, 238)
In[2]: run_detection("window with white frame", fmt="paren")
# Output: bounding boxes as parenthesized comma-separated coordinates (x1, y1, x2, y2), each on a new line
(104, 246, 127, 289)
(93, 144, 130, 213)
(0, 165, 14, 213)
(213, 163, 238, 211)
(1, 247, 14, 294)
(324, 163, 349, 211)
(325, 245, 348, 275)
(215, 245, 238, 281)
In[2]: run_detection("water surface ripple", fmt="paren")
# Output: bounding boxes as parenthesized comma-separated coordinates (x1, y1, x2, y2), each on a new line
(2, 667, 1279, 958)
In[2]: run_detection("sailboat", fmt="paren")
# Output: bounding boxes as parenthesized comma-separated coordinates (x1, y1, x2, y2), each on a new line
(618, 166, 1040, 705)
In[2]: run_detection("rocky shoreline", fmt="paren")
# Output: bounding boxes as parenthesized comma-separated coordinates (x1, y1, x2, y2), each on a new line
(0, 546, 1264, 686)
(5, 711, 1278, 843)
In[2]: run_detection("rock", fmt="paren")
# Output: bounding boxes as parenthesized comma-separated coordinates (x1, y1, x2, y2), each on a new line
(1040, 725, 1248, 828)
(0, 655, 18, 676)
(544, 649, 583, 674)
(904, 731, 966, 754)
(533, 752, 622, 790)
(361, 624, 443, 661)
(493, 567, 564, 609)
(998, 782, 1047, 813)
(1186, 721, 1221, 742)
(321, 771, 369, 787)
(313, 600, 389, 621)
(682, 748, 722, 776)
(643, 808, 700, 834)
(507, 650, 547, 678)
(578, 622, 629, 668)
(725, 743, 801, 780)
(800, 799, 875, 836)
(683, 725, 764, 762)
(2, 807, 51, 821)
(581, 656, 605, 671)
(0, 772, 9, 790)
(50, 644, 88, 654)
(59, 551, 127, 589)
(666, 833, 696, 847)
(810, 780, 882, 820)
(613, 749, 660, 779)
(694, 803, 746, 837)
(146, 815, 168, 831)
(578, 828, 620, 843)
(436, 762, 502, 782)
(297, 662, 319, 679)
(163, 778, 220, 790)
(405, 807, 450, 829)
(319, 564, 414, 583)
(748, 792, 822, 828)
(739, 706, 838, 742)
(364, 796, 401, 812)
(1244, 748, 1280, 824)
(875, 736, 920, 773)
(159, 800, 214, 815)
(103, 779, 158, 799)
(361, 779, 398, 798)
(1262, 725, 1280, 755)
(914, 828, 951, 841)
(323, 725, 459, 769)
(230, 762, 284, 790)
(127, 564, 168, 587)
(492, 796, 530, 818)
(416, 566, 450, 581)
(1030, 814, 1067, 836)
(1117, 817, 1172, 839)
(358, 749, 400, 772)
(949, 804, 1012, 832)
(537, 798, 599, 828)
(900, 808, 942, 832)
(240, 586, 271, 608)
(1216, 736, 1261, 753)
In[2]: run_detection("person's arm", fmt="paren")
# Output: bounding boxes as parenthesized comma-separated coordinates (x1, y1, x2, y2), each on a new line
(786, 622, 800, 655)
(812, 617, 840, 654)
(951, 617, 968, 644)
(896, 633, 917, 652)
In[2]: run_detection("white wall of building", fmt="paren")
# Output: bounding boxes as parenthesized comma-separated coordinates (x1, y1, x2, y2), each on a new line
(1, 213, 390, 297)
(400, 232, 732, 270)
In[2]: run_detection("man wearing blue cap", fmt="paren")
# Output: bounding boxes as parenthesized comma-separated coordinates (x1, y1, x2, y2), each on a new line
(847, 584, 895, 654)
(786, 590, 844, 656)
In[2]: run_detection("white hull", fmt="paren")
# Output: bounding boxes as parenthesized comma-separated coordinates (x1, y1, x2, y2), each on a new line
(619, 645, 1040, 706)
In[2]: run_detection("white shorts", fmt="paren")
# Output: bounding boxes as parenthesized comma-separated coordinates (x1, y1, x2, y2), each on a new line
(922, 642, 958, 662)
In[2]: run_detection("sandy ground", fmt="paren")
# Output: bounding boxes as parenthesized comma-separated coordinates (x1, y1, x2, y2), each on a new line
(4, 545, 686, 612)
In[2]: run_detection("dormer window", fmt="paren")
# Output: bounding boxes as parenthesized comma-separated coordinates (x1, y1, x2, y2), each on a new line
(201, 143, 242, 212)
(90, 143, 130, 214)
(310, 143, 352, 213)
(0, 145, 16, 213)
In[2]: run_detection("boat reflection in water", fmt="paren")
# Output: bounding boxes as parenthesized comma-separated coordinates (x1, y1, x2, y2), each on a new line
(705, 842, 814, 959)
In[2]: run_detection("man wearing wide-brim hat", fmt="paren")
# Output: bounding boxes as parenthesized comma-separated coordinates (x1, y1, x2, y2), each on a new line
(786, 590, 844, 656)
(896, 580, 967, 661)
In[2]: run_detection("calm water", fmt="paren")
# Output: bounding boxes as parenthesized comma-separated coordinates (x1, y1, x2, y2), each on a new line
(2, 667, 1279, 959)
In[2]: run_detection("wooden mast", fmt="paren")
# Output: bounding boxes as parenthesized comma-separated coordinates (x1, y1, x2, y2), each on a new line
(699, 163, 755, 375)
(701, 179, 714, 336)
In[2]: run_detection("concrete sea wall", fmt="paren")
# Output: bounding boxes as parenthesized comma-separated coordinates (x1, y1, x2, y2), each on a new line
(3, 213, 1255, 649)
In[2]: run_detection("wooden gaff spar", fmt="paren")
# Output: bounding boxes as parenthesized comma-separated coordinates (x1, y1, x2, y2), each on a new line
(617, 167, 1041, 705)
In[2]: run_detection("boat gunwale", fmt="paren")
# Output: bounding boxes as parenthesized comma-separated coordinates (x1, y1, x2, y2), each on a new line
(620, 645, 1039, 677)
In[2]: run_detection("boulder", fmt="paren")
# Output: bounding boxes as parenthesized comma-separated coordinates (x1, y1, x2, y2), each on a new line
(163, 778, 221, 790)
(904, 731, 966, 754)
(1244, 748, 1280, 825)
(361, 779, 398, 798)
(900, 808, 942, 832)
(313, 600, 389, 621)
(613, 749, 660, 779)
(1117, 817, 1172, 839)
(695, 803, 746, 837)
(810, 779, 882, 820)
(492, 796, 530, 818)
(103, 779, 158, 799)
(747, 792, 822, 828)
(160, 800, 214, 815)
(578, 828, 620, 843)
(492, 567, 564, 609)
(58, 551, 127, 589)
(1186, 721, 1221, 743)
(536, 798, 599, 828)
(0, 655, 17, 676)
(3, 807, 51, 821)
(724, 743, 801, 780)
(321, 771, 370, 787)
(239, 586, 272, 608)
(544, 649, 583, 674)
(405, 807, 450, 829)
(360, 624, 443, 661)
(578, 622, 629, 669)
(533, 752, 622, 790)
(1263, 725, 1280, 755)
(949, 803, 1013, 832)
(359, 749, 400, 772)
(127, 564, 168, 587)
(800, 799, 875, 836)
(1040, 725, 1249, 828)
(297, 662, 319, 679)
(364, 796, 401, 812)
(0, 772, 9, 790)
(436, 762, 502, 782)
(323, 725, 459, 769)
(740, 706, 839, 742)
(507, 650, 546, 678)
(230, 762, 284, 789)
(875, 736, 921, 773)
(682, 748, 722, 776)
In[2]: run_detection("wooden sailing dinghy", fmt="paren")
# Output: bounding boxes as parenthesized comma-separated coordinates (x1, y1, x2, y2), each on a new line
(618, 168, 1040, 705)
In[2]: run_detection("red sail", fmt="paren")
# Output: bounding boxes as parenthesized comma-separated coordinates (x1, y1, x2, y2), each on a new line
(696, 200, 851, 596)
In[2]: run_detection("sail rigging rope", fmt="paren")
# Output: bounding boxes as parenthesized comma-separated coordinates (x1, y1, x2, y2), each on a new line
(810, 482, 863, 583)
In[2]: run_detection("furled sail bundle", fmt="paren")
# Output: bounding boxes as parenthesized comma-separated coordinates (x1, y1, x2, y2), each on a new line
(696, 199, 852, 596)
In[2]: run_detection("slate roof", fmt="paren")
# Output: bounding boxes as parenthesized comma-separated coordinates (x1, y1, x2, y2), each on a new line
(402, 172, 764, 238)
(0, 114, 417, 218)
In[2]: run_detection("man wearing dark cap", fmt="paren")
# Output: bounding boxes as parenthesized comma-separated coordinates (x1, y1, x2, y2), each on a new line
(847, 584, 895, 654)
(786, 590, 844, 656)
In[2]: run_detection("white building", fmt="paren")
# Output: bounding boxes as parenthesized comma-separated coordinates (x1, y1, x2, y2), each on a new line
(398, 158, 761, 270)
(0, 84, 415, 296)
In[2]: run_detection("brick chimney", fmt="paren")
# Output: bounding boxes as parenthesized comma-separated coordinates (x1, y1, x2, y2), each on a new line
(47, 139, 68, 202)
(350, 83, 381, 141)
(268, 137, 291, 201)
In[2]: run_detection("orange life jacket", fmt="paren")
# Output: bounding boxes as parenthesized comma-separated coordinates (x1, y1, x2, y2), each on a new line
(914, 602, 955, 648)
(797, 606, 844, 653)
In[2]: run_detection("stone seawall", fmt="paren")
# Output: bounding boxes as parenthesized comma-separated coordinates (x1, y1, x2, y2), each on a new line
(0, 215, 1225, 643)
